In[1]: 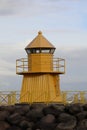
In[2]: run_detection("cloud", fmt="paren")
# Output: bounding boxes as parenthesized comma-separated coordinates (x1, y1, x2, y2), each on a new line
(0, 0, 18, 16)
(0, 0, 75, 16)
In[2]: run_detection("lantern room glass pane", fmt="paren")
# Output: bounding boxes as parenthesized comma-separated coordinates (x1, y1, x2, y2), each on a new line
(26, 49, 31, 54)
(50, 49, 55, 54)
(41, 49, 50, 53)
(26, 48, 55, 54)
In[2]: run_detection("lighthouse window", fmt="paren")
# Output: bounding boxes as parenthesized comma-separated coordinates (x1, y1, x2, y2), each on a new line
(36, 49, 40, 53)
(41, 49, 50, 53)
(26, 49, 31, 54)
(32, 49, 36, 53)
(50, 49, 55, 54)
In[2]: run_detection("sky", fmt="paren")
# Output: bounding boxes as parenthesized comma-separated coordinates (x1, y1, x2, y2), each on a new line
(0, 0, 87, 91)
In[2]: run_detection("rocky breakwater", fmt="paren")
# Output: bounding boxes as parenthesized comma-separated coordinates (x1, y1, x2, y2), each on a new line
(0, 103, 87, 130)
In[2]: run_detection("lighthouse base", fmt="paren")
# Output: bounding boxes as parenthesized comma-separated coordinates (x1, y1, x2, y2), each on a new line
(20, 74, 62, 103)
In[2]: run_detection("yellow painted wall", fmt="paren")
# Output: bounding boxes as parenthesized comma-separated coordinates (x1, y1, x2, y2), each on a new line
(28, 54, 53, 72)
(20, 74, 62, 103)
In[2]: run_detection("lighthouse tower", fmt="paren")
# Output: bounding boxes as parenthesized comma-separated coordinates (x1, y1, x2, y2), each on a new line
(16, 31, 65, 103)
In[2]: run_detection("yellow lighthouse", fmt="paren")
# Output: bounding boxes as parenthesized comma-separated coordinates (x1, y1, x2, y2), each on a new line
(16, 31, 65, 103)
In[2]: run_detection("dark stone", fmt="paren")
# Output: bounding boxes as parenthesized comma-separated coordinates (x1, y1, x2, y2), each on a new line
(15, 103, 30, 109)
(83, 104, 87, 111)
(33, 122, 57, 130)
(14, 104, 30, 115)
(5, 105, 15, 114)
(19, 120, 34, 129)
(40, 114, 55, 124)
(26, 109, 44, 122)
(0, 110, 10, 121)
(66, 104, 83, 115)
(42, 105, 62, 116)
(52, 104, 65, 112)
(30, 103, 46, 110)
(76, 126, 87, 130)
(7, 113, 22, 125)
(0, 103, 87, 130)
(58, 113, 76, 123)
(0, 121, 10, 130)
(7, 126, 22, 130)
(76, 111, 87, 121)
(56, 113, 76, 130)
(78, 119, 87, 127)
(26, 128, 32, 130)
(56, 119, 76, 130)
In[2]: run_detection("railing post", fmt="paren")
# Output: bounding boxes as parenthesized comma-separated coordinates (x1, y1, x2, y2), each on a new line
(64, 59, 65, 73)
(8, 94, 12, 105)
(11, 91, 16, 105)
(74, 94, 78, 103)
(57, 58, 59, 72)
(80, 92, 85, 104)
(62, 92, 67, 105)
(23, 58, 24, 72)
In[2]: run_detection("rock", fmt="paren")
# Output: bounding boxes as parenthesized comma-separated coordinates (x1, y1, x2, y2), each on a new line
(56, 113, 76, 130)
(78, 119, 87, 127)
(56, 120, 76, 130)
(26, 128, 32, 130)
(15, 103, 30, 113)
(0, 110, 10, 121)
(83, 104, 87, 111)
(30, 103, 46, 110)
(40, 114, 55, 124)
(7, 126, 22, 130)
(42, 105, 61, 116)
(26, 109, 44, 122)
(76, 126, 87, 130)
(19, 120, 30, 129)
(0, 121, 10, 130)
(52, 104, 65, 112)
(5, 105, 15, 114)
(66, 104, 83, 115)
(7, 113, 22, 125)
(19, 120, 34, 129)
(76, 111, 87, 121)
(58, 113, 76, 123)
(0, 103, 87, 130)
(33, 122, 57, 130)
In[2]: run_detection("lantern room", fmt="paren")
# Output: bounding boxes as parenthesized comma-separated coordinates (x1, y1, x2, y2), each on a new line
(25, 31, 55, 72)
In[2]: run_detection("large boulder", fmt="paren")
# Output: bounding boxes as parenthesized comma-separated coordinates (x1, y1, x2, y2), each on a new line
(0, 121, 10, 130)
(7, 126, 22, 130)
(76, 111, 87, 121)
(56, 113, 77, 130)
(42, 105, 63, 116)
(26, 109, 44, 122)
(0, 111, 10, 121)
(65, 103, 83, 115)
(40, 114, 55, 123)
(7, 113, 22, 125)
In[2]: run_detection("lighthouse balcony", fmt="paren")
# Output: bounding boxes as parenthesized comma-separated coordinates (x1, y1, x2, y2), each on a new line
(16, 58, 65, 74)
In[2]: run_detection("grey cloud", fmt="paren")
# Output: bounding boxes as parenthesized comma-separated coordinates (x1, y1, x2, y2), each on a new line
(0, 9, 15, 16)
(0, 0, 19, 16)
(0, 0, 29, 16)
(0, 0, 72, 16)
